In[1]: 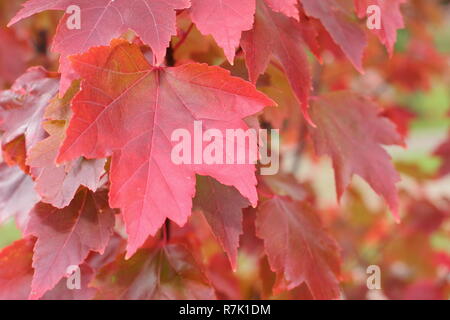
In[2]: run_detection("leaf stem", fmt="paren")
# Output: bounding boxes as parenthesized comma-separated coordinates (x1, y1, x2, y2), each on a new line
(173, 23, 194, 53)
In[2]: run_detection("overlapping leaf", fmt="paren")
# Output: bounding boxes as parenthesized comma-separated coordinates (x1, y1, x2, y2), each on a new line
(300, 0, 367, 72)
(9, 0, 189, 65)
(27, 84, 106, 208)
(9, 0, 190, 93)
(25, 188, 115, 299)
(355, 0, 406, 55)
(93, 243, 216, 299)
(193, 176, 249, 270)
(56, 39, 274, 257)
(190, 0, 255, 63)
(0, 68, 106, 208)
(265, 0, 299, 19)
(256, 196, 341, 299)
(40, 264, 97, 300)
(241, 0, 316, 122)
(307, 91, 403, 216)
(0, 67, 59, 151)
(0, 237, 110, 300)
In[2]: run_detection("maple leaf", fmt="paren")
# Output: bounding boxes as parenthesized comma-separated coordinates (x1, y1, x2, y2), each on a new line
(265, 0, 299, 20)
(93, 243, 216, 299)
(56, 39, 274, 258)
(307, 91, 403, 216)
(193, 175, 249, 270)
(189, 0, 305, 64)
(0, 163, 40, 226)
(25, 188, 116, 300)
(86, 233, 127, 271)
(256, 63, 307, 144)
(241, 0, 315, 123)
(0, 238, 35, 300)
(0, 69, 104, 208)
(354, 0, 406, 56)
(0, 67, 59, 152)
(41, 264, 97, 300)
(58, 56, 80, 97)
(255, 196, 341, 299)
(9, 0, 189, 66)
(9, 0, 190, 94)
(27, 83, 106, 208)
(189, 0, 256, 63)
(0, 238, 99, 300)
(299, 0, 367, 72)
(28, 120, 106, 208)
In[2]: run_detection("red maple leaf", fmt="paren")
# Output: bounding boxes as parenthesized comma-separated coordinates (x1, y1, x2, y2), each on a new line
(189, 0, 256, 63)
(241, 1, 316, 123)
(193, 175, 250, 270)
(56, 39, 274, 257)
(9, 0, 190, 93)
(308, 91, 403, 217)
(0, 67, 59, 152)
(355, 0, 407, 56)
(256, 196, 341, 299)
(27, 83, 106, 208)
(265, 0, 299, 19)
(93, 242, 216, 299)
(300, 0, 367, 72)
(25, 188, 115, 299)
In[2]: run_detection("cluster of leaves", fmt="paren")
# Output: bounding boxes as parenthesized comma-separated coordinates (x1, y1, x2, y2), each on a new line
(0, 0, 449, 300)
